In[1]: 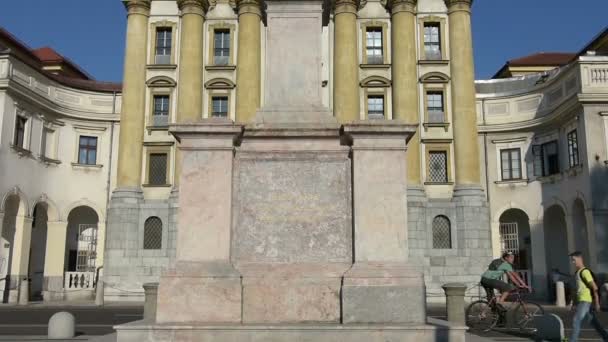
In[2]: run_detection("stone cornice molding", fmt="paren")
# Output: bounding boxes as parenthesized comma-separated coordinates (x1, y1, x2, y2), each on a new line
(387, 0, 416, 15)
(122, 0, 151, 15)
(177, 0, 209, 16)
(237, 0, 262, 16)
(443, 0, 472, 14)
(334, 0, 359, 15)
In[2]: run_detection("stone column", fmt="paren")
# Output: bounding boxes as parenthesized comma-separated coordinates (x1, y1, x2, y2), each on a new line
(176, 0, 207, 122)
(143, 283, 159, 321)
(42, 221, 68, 301)
(174, 0, 207, 186)
(116, 0, 151, 188)
(235, 0, 262, 123)
(156, 120, 243, 324)
(9, 215, 33, 303)
(390, 0, 421, 189)
(333, 0, 360, 122)
(342, 121, 426, 324)
(444, 0, 481, 188)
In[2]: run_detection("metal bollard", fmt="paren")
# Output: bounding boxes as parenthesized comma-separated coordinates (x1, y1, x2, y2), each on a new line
(95, 279, 104, 306)
(442, 283, 468, 325)
(143, 283, 159, 322)
(18, 278, 28, 306)
(556, 281, 566, 308)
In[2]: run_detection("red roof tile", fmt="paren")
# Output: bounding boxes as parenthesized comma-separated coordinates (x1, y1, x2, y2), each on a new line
(507, 52, 576, 67)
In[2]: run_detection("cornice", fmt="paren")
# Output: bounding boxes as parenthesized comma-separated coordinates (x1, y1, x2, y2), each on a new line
(122, 0, 152, 15)
(387, 0, 416, 15)
(177, 0, 209, 15)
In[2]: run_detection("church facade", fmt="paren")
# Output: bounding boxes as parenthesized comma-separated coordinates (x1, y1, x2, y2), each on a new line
(0, 0, 606, 303)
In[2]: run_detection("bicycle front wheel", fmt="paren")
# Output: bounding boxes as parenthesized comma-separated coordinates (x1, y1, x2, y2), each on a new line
(513, 301, 544, 331)
(466, 300, 499, 332)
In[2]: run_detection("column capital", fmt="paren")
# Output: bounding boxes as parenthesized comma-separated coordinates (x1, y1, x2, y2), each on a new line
(443, 0, 473, 13)
(388, 0, 416, 14)
(334, 0, 359, 15)
(122, 0, 151, 15)
(177, 0, 209, 15)
(237, 0, 262, 16)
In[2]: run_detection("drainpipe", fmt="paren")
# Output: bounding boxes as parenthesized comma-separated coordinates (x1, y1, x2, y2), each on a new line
(481, 98, 491, 204)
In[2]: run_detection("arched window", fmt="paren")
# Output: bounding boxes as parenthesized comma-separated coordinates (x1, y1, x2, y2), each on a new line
(144, 217, 163, 250)
(432, 215, 452, 249)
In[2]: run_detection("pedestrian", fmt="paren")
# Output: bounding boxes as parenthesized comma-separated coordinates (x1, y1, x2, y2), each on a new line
(568, 251, 608, 342)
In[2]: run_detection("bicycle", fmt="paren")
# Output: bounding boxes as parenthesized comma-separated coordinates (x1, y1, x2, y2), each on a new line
(465, 285, 544, 332)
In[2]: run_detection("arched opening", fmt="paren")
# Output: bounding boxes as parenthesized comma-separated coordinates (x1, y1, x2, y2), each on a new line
(65, 206, 99, 294)
(543, 205, 570, 276)
(0, 195, 20, 302)
(28, 203, 49, 301)
(572, 199, 590, 263)
(499, 208, 532, 286)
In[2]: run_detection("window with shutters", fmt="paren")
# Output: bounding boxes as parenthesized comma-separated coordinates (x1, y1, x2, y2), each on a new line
(148, 153, 168, 186)
(214, 30, 230, 65)
(533, 141, 559, 176)
(143, 217, 163, 250)
(567, 130, 579, 167)
(13, 115, 27, 148)
(155, 27, 172, 64)
(432, 215, 452, 249)
(428, 151, 448, 183)
(500, 148, 522, 180)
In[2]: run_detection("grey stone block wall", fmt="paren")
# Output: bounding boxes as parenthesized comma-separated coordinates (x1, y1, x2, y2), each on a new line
(104, 190, 178, 301)
(408, 194, 493, 302)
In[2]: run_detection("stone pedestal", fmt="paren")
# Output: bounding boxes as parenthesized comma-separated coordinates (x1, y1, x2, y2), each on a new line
(442, 283, 467, 325)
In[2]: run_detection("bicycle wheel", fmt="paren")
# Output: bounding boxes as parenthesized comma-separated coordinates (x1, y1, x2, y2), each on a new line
(466, 300, 499, 332)
(512, 301, 544, 331)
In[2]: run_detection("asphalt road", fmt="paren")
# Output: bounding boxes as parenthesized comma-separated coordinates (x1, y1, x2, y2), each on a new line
(429, 304, 608, 341)
(0, 303, 607, 341)
(0, 305, 142, 336)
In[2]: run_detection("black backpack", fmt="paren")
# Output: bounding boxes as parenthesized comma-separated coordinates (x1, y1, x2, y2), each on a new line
(488, 258, 504, 271)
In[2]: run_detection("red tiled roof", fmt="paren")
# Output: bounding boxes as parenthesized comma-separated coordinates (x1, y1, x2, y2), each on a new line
(0, 27, 122, 93)
(507, 52, 577, 67)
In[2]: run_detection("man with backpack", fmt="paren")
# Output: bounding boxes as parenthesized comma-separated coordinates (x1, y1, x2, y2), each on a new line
(480, 252, 530, 304)
(569, 251, 608, 342)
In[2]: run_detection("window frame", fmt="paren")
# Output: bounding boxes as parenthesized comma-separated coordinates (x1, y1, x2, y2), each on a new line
(143, 216, 163, 250)
(149, 21, 177, 65)
(154, 27, 172, 64)
(13, 115, 28, 149)
(77, 136, 98, 165)
(152, 94, 171, 127)
(360, 21, 389, 65)
(213, 29, 231, 66)
(500, 148, 522, 181)
(418, 17, 447, 62)
(366, 94, 385, 120)
(208, 24, 236, 66)
(567, 130, 579, 168)
(432, 215, 452, 249)
(365, 27, 383, 65)
(533, 140, 560, 177)
(147, 152, 169, 186)
(425, 90, 445, 124)
(211, 96, 229, 118)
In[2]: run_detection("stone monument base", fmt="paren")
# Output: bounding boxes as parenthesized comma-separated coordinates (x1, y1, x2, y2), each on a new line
(115, 320, 467, 342)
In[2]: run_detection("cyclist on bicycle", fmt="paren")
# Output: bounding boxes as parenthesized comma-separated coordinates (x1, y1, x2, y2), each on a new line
(481, 252, 531, 304)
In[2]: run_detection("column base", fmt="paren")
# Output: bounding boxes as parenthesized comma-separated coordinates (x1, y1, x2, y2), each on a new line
(407, 185, 427, 202)
(342, 262, 426, 324)
(43, 276, 65, 301)
(452, 184, 486, 201)
(156, 261, 242, 324)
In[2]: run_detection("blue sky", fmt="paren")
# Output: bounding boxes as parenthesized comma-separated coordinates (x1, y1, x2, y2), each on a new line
(0, 1, 606, 82)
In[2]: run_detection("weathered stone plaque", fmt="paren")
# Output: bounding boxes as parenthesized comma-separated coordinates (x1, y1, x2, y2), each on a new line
(232, 156, 352, 264)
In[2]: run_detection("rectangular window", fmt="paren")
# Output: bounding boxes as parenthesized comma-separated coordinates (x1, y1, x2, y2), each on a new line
(428, 151, 448, 183)
(533, 140, 560, 177)
(153, 95, 170, 126)
(532, 145, 542, 176)
(500, 148, 522, 180)
(78, 136, 97, 165)
(426, 91, 445, 123)
(14, 115, 27, 148)
(367, 95, 384, 119)
(148, 153, 168, 185)
(155, 28, 172, 64)
(567, 130, 579, 167)
(366, 27, 383, 64)
(214, 30, 230, 65)
(211, 96, 229, 118)
(423, 23, 441, 60)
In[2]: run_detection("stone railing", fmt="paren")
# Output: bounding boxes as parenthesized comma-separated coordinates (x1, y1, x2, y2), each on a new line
(590, 67, 608, 84)
(64, 272, 96, 290)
